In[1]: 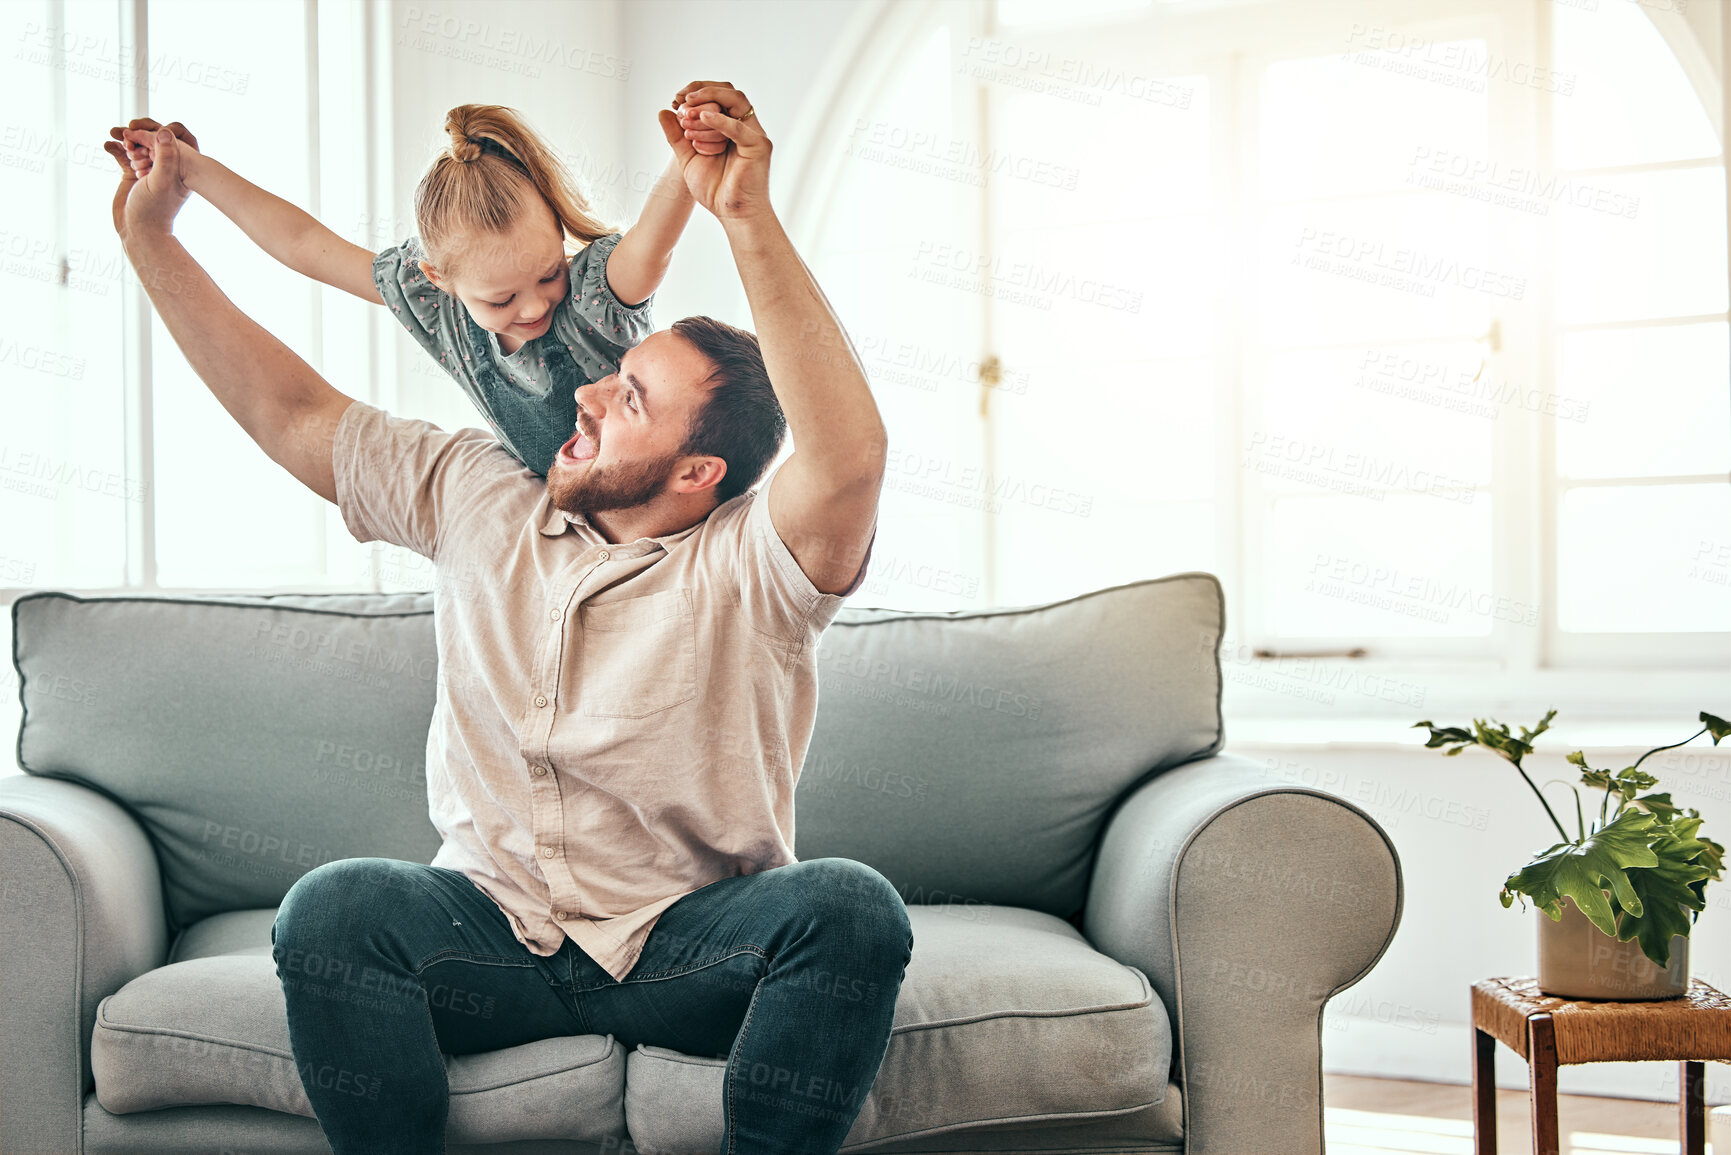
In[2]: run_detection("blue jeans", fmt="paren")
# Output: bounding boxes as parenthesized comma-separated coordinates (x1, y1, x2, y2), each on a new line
(270, 856, 914, 1155)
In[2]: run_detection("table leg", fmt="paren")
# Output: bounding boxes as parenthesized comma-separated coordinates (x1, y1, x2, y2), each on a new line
(1681, 1060, 1706, 1155)
(1528, 1013, 1560, 1155)
(1472, 1027, 1497, 1155)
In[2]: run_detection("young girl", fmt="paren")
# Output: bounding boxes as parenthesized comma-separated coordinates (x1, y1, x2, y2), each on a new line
(116, 103, 725, 476)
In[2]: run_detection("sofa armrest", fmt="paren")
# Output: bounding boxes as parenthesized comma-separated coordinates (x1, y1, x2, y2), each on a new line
(1, 774, 169, 1155)
(1083, 753, 1403, 1155)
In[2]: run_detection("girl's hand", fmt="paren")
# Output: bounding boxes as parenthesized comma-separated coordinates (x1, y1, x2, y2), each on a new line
(674, 100, 728, 156)
(108, 118, 202, 189)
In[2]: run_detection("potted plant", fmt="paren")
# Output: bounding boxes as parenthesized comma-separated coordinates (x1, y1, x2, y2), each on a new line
(1413, 709, 1729, 1001)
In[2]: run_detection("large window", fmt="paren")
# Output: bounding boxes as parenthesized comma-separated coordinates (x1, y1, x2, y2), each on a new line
(796, 0, 1729, 715)
(0, 0, 378, 593)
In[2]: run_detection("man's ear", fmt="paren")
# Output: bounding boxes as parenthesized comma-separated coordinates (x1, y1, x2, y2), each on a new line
(416, 258, 450, 294)
(672, 455, 728, 497)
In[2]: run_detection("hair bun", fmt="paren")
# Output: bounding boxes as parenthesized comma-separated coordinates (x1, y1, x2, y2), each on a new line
(444, 107, 484, 163)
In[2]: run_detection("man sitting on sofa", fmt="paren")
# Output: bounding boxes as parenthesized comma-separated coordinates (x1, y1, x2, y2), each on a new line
(103, 82, 911, 1155)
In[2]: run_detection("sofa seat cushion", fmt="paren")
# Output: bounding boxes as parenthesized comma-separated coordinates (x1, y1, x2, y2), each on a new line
(625, 905, 1172, 1153)
(91, 909, 626, 1146)
(168, 907, 279, 962)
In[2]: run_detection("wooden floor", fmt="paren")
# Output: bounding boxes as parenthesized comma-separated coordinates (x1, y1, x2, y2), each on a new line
(1325, 1074, 1699, 1154)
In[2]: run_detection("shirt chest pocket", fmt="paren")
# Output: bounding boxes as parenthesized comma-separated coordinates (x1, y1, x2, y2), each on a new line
(575, 588, 698, 719)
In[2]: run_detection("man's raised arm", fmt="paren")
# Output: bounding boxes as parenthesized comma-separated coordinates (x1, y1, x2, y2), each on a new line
(105, 124, 353, 503)
(662, 84, 886, 596)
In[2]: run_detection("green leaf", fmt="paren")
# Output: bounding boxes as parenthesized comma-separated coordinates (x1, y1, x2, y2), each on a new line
(1615, 767, 1659, 795)
(1697, 834, 1726, 885)
(1565, 750, 1589, 769)
(1413, 721, 1476, 753)
(1502, 810, 1660, 936)
(1663, 815, 1723, 896)
(1415, 711, 1558, 769)
(1665, 814, 1725, 893)
(1613, 820, 1713, 968)
(1473, 718, 1533, 767)
(1520, 709, 1558, 746)
(1499, 840, 1573, 915)
(1617, 865, 1704, 969)
(1703, 712, 1731, 744)
(1630, 791, 1680, 823)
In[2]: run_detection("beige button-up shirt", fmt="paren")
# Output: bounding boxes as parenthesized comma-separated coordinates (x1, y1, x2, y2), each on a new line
(332, 401, 869, 981)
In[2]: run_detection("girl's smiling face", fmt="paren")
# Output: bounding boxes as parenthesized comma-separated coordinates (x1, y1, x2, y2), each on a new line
(418, 195, 569, 341)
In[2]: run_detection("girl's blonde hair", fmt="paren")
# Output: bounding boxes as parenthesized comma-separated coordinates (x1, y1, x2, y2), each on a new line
(414, 103, 614, 275)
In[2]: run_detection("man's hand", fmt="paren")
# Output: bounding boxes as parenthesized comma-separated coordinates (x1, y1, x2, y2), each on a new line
(102, 119, 197, 244)
(658, 82, 771, 222)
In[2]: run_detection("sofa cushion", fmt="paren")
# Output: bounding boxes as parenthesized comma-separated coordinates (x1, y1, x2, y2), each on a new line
(624, 905, 1172, 1152)
(13, 592, 445, 932)
(169, 907, 278, 962)
(90, 910, 626, 1146)
(79, 1099, 613, 1155)
(794, 574, 1224, 919)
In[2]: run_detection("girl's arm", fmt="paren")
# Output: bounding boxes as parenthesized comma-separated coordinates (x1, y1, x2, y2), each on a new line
(603, 155, 697, 308)
(188, 153, 384, 304)
(123, 128, 383, 304)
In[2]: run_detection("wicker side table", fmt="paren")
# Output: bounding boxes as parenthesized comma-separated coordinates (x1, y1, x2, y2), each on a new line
(1471, 976, 1731, 1155)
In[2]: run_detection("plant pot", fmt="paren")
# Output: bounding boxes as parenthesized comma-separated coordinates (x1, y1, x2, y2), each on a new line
(1536, 897, 1688, 1001)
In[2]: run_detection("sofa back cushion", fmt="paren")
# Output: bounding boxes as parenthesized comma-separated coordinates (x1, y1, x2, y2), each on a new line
(13, 592, 444, 932)
(12, 575, 1223, 930)
(792, 574, 1224, 920)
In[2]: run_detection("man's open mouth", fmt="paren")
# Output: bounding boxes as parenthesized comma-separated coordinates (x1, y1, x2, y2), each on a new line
(557, 418, 598, 464)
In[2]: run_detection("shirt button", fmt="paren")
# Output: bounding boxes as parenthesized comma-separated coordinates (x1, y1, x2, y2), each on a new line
(555, 910, 570, 921)
(549, 608, 562, 622)
(534, 694, 548, 707)
(530, 764, 548, 777)
(598, 550, 610, 561)
(541, 846, 556, 859)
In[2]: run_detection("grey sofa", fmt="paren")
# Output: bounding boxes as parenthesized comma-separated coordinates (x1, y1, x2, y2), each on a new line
(2, 573, 1401, 1154)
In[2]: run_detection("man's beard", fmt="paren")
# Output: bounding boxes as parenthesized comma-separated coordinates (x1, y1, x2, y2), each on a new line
(546, 446, 684, 515)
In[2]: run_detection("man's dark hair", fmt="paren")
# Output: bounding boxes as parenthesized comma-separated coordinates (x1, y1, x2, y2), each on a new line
(673, 315, 788, 505)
